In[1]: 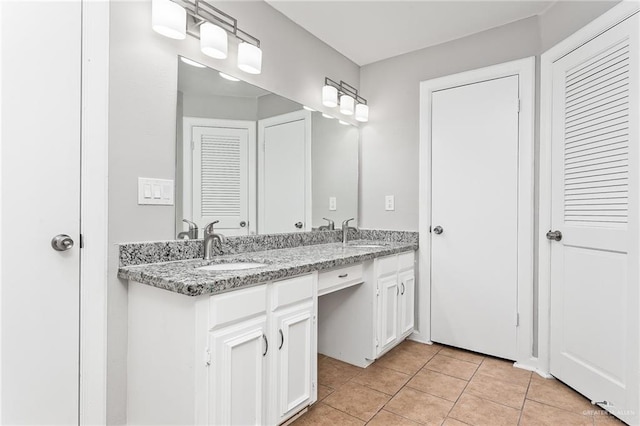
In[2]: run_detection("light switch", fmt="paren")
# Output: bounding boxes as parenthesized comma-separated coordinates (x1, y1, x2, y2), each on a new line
(329, 197, 337, 211)
(385, 195, 395, 211)
(138, 177, 174, 205)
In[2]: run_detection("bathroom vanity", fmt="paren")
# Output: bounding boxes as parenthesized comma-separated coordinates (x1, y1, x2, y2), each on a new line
(119, 232, 416, 425)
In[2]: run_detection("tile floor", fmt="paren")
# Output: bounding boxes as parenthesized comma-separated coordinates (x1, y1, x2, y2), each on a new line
(291, 340, 625, 426)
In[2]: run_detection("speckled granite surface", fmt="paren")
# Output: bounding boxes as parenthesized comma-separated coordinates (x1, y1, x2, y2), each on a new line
(119, 229, 418, 267)
(118, 239, 417, 297)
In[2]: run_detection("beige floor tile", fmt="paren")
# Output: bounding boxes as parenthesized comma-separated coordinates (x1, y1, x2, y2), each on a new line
(397, 340, 442, 359)
(475, 357, 531, 387)
(351, 364, 411, 395)
(526, 377, 595, 415)
(375, 346, 431, 375)
(316, 384, 333, 402)
(442, 419, 471, 426)
(406, 369, 467, 402)
(424, 354, 479, 380)
(291, 402, 364, 426)
(520, 399, 593, 426)
(322, 381, 390, 422)
(367, 410, 421, 426)
(385, 387, 454, 425)
(465, 372, 527, 409)
(317, 357, 363, 389)
(449, 393, 520, 426)
(438, 346, 485, 365)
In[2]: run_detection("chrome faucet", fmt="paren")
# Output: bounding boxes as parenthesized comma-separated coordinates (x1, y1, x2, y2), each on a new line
(177, 219, 198, 239)
(341, 218, 358, 245)
(203, 220, 226, 260)
(318, 218, 335, 231)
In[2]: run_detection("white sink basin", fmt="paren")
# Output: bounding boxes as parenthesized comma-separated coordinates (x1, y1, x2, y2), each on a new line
(197, 262, 267, 271)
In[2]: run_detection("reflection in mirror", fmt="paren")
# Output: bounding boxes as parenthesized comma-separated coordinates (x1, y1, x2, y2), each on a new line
(176, 56, 359, 237)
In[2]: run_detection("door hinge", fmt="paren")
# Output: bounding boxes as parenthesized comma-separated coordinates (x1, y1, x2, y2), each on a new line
(516, 313, 520, 327)
(376, 287, 380, 296)
(517, 98, 521, 113)
(203, 348, 211, 367)
(312, 381, 316, 391)
(313, 315, 316, 325)
(375, 338, 379, 348)
(79, 234, 84, 249)
(191, 140, 195, 151)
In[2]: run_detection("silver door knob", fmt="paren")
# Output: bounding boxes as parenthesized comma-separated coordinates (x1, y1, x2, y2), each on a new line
(546, 230, 562, 241)
(294, 222, 303, 229)
(433, 226, 443, 235)
(51, 234, 74, 251)
(239, 221, 247, 227)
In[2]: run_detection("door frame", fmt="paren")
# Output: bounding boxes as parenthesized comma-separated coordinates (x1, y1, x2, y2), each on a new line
(538, 2, 640, 377)
(80, 1, 110, 424)
(257, 110, 312, 234)
(417, 57, 536, 369)
(182, 117, 257, 236)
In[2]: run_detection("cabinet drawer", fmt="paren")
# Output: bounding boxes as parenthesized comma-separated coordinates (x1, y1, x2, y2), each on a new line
(209, 285, 267, 329)
(271, 274, 315, 311)
(398, 251, 415, 271)
(318, 263, 364, 296)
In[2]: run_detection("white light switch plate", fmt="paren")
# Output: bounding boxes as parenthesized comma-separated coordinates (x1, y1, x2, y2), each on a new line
(138, 178, 174, 205)
(329, 197, 337, 211)
(385, 195, 395, 211)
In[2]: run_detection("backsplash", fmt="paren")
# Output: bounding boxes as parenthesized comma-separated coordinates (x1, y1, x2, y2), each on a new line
(119, 229, 418, 267)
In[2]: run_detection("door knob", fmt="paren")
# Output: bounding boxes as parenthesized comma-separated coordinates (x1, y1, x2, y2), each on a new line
(51, 234, 74, 251)
(546, 230, 562, 241)
(294, 222, 303, 229)
(239, 221, 247, 227)
(433, 226, 443, 235)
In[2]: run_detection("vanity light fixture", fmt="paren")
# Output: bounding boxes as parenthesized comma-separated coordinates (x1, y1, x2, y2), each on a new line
(322, 77, 368, 122)
(179, 56, 206, 68)
(338, 120, 350, 126)
(322, 113, 334, 119)
(152, 0, 262, 74)
(219, 72, 240, 82)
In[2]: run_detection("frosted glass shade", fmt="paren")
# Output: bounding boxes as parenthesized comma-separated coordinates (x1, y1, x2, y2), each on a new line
(340, 94, 355, 115)
(355, 103, 369, 122)
(238, 42, 262, 74)
(151, 0, 186, 40)
(322, 85, 338, 107)
(200, 22, 228, 59)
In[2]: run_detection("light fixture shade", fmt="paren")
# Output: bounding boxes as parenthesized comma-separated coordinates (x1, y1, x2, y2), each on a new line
(238, 42, 262, 74)
(200, 22, 228, 59)
(322, 113, 334, 119)
(151, 0, 186, 40)
(340, 94, 355, 115)
(322, 85, 338, 107)
(355, 103, 369, 122)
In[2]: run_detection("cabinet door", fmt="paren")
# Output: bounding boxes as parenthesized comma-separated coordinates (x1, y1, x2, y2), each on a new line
(273, 302, 314, 423)
(398, 269, 415, 337)
(209, 315, 268, 426)
(377, 275, 399, 355)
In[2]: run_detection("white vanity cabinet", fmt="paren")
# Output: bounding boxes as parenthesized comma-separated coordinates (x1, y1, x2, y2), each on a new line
(126, 273, 317, 426)
(317, 251, 416, 367)
(375, 252, 415, 357)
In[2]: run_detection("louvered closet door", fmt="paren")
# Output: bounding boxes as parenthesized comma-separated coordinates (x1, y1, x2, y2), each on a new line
(193, 126, 249, 233)
(549, 13, 638, 418)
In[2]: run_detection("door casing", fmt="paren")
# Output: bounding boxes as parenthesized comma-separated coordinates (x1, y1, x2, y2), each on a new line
(417, 57, 536, 370)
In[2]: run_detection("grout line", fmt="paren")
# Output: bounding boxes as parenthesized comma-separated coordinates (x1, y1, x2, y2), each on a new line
(516, 373, 533, 425)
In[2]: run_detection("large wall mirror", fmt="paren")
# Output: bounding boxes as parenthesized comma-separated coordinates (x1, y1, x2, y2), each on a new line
(176, 56, 359, 237)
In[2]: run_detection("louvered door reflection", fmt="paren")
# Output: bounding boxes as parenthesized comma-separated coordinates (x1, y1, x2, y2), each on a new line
(549, 12, 638, 421)
(192, 126, 249, 233)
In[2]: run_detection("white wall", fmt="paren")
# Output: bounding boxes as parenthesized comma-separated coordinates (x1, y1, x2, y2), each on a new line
(107, 1, 359, 423)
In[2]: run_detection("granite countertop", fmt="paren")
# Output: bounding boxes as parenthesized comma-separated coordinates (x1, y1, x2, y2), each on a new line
(118, 240, 417, 296)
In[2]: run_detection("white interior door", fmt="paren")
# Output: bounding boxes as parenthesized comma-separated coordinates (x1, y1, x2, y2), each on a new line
(430, 76, 519, 360)
(191, 124, 250, 235)
(1, 2, 81, 423)
(258, 111, 311, 234)
(549, 13, 639, 422)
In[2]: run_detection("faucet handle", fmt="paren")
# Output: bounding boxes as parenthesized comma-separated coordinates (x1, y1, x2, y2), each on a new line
(322, 218, 335, 230)
(183, 219, 198, 231)
(341, 218, 355, 228)
(204, 220, 219, 235)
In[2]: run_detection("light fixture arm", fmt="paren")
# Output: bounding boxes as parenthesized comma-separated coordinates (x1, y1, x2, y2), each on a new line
(173, 0, 261, 47)
(324, 77, 367, 105)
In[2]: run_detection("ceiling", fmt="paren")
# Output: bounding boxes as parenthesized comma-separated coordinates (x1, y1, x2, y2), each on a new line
(265, 0, 556, 65)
